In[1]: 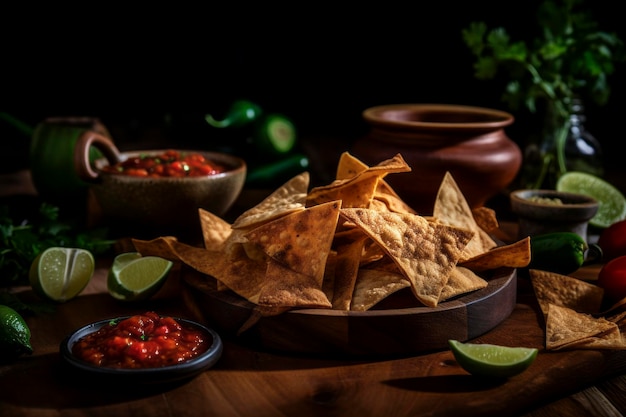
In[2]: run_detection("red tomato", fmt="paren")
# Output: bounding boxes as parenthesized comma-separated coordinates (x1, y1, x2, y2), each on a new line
(597, 256, 626, 302)
(598, 219, 626, 261)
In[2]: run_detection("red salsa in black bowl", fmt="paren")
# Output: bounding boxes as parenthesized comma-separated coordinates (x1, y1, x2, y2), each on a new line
(60, 312, 223, 383)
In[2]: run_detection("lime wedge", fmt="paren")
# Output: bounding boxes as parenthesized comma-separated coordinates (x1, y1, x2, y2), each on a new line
(107, 252, 173, 301)
(556, 171, 626, 228)
(449, 340, 538, 378)
(29, 247, 95, 302)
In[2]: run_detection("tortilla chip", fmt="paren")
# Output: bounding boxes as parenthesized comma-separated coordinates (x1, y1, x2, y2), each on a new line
(307, 153, 411, 208)
(545, 304, 620, 350)
(374, 181, 418, 214)
(530, 269, 604, 316)
(336, 151, 369, 180)
(232, 172, 309, 229)
(244, 200, 341, 285)
(471, 206, 500, 233)
(199, 208, 232, 251)
(330, 236, 368, 310)
(458, 237, 531, 272)
(175, 240, 268, 303)
(439, 266, 488, 302)
(132, 236, 180, 261)
(257, 260, 332, 310)
(308, 175, 380, 208)
(340, 208, 474, 307)
(433, 171, 497, 261)
(350, 268, 410, 311)
(336, 151, 416, 214)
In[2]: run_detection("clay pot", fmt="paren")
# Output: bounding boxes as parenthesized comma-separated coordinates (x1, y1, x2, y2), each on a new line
(351, 104, 522, 214)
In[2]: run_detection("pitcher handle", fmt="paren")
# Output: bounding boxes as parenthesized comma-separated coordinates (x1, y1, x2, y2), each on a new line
(74, 131, 122, 182)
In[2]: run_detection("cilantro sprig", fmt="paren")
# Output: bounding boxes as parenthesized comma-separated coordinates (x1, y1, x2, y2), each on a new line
(462, 0, 624, 120)
(0, 202, 115, 288)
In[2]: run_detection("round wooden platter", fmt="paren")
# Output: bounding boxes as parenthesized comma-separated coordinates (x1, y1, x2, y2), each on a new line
(181, 267, 517, 357)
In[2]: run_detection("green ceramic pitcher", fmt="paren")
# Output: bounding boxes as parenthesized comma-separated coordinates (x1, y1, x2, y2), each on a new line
(29, 117, 111, 204)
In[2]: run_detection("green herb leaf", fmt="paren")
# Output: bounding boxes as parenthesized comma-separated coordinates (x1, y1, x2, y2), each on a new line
(0, 202, 115, 288)
(462, 0, 625, 116)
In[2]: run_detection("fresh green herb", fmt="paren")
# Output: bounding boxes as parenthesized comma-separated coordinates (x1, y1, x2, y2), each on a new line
(0, 202, 115, 288)
(462, 0, 624, 119)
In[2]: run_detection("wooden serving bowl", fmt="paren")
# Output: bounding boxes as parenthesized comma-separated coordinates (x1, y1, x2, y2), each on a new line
(182, 267, 517, 357)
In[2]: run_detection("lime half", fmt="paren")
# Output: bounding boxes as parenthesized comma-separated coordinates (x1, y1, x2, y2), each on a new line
(29, 247, 95, 302)
(449, 340, 538, 378)
(0, 305, 33, 359)
(556, 171, 626, 228)
(256, 114, 296, 155)
(107, 252, 173, 301)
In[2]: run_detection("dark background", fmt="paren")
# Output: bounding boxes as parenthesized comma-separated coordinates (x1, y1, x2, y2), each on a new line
(3, 1, 624, 182)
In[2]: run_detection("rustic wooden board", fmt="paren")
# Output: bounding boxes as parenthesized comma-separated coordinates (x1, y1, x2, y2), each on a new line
(182, 267, 517, 357)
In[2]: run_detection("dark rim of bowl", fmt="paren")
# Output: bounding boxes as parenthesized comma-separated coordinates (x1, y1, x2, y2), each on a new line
(60, 316, 223, 377)
(93, 150, 246, 178)
(510, 189, 598, 207)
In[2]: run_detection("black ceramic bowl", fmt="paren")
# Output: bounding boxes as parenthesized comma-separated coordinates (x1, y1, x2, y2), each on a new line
(60, 316, 223, 384)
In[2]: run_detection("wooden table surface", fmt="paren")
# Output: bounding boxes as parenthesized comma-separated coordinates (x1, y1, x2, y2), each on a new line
(2, 170, 626, 417)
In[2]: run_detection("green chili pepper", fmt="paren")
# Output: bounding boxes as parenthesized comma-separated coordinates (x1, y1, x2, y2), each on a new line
(205, 100, 262, 128)
(245, 153, 309, 187)
(527, 232, 588, 275)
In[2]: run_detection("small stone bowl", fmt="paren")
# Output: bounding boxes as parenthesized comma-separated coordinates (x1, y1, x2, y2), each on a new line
(510, 189, 599, 242)
(74, 131, 246, 237)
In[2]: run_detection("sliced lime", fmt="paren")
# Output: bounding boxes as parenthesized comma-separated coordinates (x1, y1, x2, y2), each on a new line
(107, 253, 173, 301)
(449, 339, 538, 378)
(556, 171, 626, 228)
(29, 247, 95, 302)
(255, 114, 297, 155)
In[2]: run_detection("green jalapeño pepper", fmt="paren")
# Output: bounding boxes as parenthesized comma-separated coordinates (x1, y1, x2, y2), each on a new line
(205, 100, 262, 128)
(527, 232, 588, 275)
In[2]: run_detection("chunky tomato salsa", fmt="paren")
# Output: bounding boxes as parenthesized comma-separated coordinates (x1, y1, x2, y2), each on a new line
(72, 312, 210, 369)
(102, 150, 226, 177)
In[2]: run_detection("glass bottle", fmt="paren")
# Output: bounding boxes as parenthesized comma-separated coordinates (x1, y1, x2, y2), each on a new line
(519, 98, 604, 190)
(563, 99, 604, 176)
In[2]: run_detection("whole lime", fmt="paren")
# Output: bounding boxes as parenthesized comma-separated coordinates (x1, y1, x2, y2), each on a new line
(0, 305, 33, 360)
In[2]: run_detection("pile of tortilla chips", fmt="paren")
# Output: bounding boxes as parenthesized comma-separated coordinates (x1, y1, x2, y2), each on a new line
(132, 152, 531, 332)
(530, 269, 626, 350)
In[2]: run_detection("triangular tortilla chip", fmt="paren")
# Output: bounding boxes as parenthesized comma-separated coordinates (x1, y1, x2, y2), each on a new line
(244, 200, 341, 285)
(132, 236, 180, 261)
(439, 266, 488, 302)
(433, 172, 497, 261)
(306, 175, 380, 208)
(459, 237, 531, 272)
(336, 151, 369, 180)
(257, 260, 332, 310)
(530, 269, 604, 317)
(330, 235, 368, 310)
(307, 153, 411, 208)
(373, 182, 418, 214)
(340, 208, 474, 307)
(471, 206, 500, 234)
(232, 172, 309, 229)
(336, 151, 416, 214)
(199, 208, 232, 251)
(174, 240, 267, 303)
(546, 304, 619, 350)
(350, 268, 410, 311)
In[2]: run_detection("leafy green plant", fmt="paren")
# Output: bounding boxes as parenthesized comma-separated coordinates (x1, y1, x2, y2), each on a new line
(463, 0, 623, 119)
(462, 0, 624, 188)
(0, 202, 115, 288)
